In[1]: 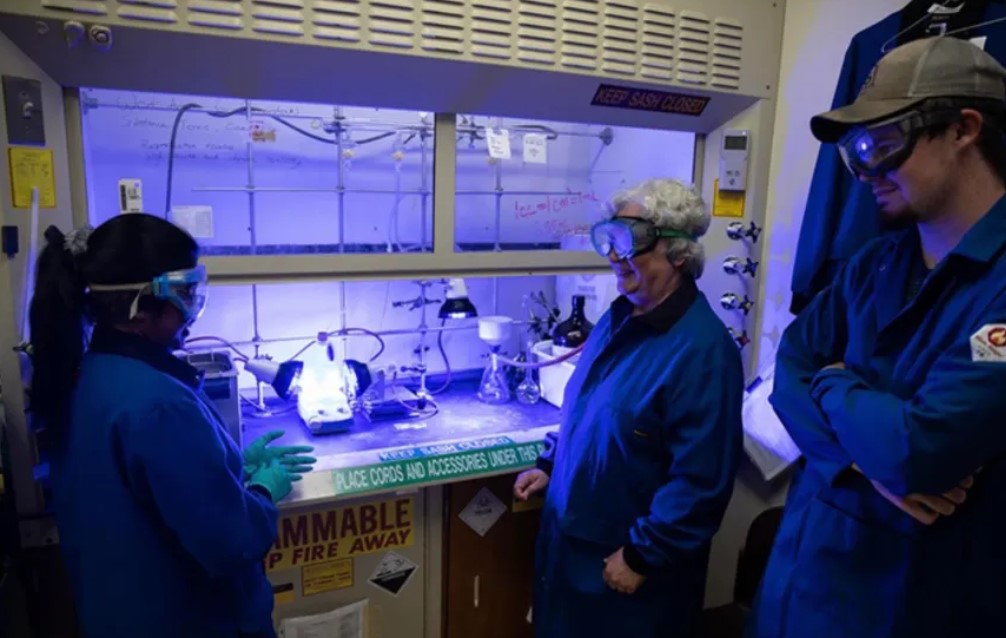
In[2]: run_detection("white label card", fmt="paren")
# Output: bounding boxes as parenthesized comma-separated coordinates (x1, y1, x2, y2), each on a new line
(170, 205, 215, 239)
(970, 324, 1006, 362)
(485, 128, 512, 160)
(523, 133, 547, 164)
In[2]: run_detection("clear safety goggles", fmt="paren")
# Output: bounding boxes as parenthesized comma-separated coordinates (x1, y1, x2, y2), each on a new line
(837, 109, 961, 178)
(590, 217, 693, 260)
(88, 265, 208, 323)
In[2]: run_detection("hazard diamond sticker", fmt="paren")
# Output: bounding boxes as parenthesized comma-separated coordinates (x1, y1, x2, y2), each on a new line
(369, 552, 418, 597)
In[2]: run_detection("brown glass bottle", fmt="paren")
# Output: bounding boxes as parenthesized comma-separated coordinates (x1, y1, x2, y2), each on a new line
(552, 295, 593, 353)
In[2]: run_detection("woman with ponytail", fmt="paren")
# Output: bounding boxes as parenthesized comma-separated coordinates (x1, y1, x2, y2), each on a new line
(29, 213, 310, 638)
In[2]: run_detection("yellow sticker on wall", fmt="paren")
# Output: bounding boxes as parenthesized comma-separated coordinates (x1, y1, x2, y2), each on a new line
(267, 496, 414, 571)
(512, 494, 544, 513)
(712, 179, 745, 218)
(8, 147, 57, 208)
(303, 558, 354, 596)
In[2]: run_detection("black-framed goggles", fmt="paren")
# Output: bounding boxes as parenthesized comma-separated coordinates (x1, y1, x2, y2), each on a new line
(836, 108, 964, 178)
(590, 217, 693, 260)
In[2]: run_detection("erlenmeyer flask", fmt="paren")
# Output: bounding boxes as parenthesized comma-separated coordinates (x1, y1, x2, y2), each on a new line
(478, 349, 511, 404)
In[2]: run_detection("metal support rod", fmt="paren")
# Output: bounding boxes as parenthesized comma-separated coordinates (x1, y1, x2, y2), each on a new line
(334, 106, 350, 360)
(493, 117, 503, 252)
(420, 123, 430, 251)
(190, 187, 597, 197)
(187, 323, 485, 352)
(243, 100, 265, 409)
(82, 99, 613, 139)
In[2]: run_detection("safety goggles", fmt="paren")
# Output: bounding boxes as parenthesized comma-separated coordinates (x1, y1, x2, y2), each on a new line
(89, 265, 208, 323)
(590, 217, 693, 260)
(837, 109, 962, 178)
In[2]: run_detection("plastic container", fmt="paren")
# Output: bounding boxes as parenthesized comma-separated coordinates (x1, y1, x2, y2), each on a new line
(531, 340, 580, 409)
(184, 351, 241, 447)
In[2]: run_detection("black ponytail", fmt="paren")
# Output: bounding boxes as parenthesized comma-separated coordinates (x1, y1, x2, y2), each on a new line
(28, 226, 88, 440)
(28, 214, 199, 444)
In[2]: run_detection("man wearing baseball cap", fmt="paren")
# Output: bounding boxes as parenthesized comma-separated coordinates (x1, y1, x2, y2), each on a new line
(748, 37, 1006, 638)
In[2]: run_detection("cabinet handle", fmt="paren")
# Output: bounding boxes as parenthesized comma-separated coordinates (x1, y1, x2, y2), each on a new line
(473, 575, 480, 608)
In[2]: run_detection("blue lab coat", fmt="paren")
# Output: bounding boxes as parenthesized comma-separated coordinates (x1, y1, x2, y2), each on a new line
(50, 329, 278, 638)
(791, 1, 1006, 313)
(534, 279, 744, 638)
(750, 196, 1006, 637)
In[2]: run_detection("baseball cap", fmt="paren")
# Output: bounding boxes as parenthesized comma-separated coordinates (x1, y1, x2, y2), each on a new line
(811, 36, 1006, 143)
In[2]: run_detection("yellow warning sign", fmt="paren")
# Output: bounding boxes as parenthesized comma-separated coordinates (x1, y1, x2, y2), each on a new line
(303, 558, 354, 596)
(267, 496, 414, 571)
(712, 179, 745, 218)
(8, 147, 56, 208)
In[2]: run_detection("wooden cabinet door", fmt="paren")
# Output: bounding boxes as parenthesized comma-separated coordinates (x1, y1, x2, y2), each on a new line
(443, 473, 542, 638)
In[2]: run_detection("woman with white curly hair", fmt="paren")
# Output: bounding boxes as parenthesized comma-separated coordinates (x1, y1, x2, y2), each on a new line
(515, 178, 744, 638)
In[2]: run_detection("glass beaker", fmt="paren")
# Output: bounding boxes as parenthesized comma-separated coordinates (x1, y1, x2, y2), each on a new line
(478, 348, 511, 404)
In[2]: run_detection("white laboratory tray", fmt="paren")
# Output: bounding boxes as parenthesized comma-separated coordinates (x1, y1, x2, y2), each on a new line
(531, 340, 579, 409)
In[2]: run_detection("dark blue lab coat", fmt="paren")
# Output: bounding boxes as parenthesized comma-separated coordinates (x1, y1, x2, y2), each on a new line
(751, 197, 1006, 637)
(50, 329, 278, 638)
(791, 1, 1006, 313)
(534, 279, 744, 638)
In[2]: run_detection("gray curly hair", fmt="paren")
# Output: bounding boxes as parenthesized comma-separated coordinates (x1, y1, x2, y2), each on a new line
(606, 178, 711, 278)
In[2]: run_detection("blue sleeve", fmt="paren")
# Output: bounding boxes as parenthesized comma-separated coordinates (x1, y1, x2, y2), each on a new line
(124, 394, 279, 578)
(790, 40, 860, 307)
(536, 431, 558, 474)
(624, 337, 743, 573)
(811, 304, 1006, 495)
(770, 266, 854, 484)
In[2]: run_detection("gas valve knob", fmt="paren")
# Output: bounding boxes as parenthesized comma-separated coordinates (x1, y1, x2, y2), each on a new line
(720, 292, 755, 316)
(726, 220, 763, 244)
(728, 327, 751, 349)
(722, 256, 760, 277)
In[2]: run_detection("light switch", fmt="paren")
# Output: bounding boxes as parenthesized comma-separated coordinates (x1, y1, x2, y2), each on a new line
(2, 76, 45, 146)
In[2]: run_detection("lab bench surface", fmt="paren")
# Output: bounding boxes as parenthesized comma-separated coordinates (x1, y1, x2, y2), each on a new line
(242, 380, 560, 507)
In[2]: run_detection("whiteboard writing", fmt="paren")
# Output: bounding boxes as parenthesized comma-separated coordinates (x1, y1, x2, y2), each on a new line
(512, 190, 600, 220)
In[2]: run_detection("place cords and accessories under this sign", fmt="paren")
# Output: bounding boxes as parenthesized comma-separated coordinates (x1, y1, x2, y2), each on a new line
(333, 440, 546, 496)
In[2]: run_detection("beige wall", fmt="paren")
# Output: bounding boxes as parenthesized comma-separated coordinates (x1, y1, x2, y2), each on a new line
(758, 0, 909, 372)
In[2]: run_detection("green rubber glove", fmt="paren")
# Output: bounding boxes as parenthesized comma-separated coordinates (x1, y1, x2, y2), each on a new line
(243, 430, 316, 479)
(248, 459, 296, 503)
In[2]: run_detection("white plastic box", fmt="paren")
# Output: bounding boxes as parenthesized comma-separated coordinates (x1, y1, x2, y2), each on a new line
(531, 340, 580, 409)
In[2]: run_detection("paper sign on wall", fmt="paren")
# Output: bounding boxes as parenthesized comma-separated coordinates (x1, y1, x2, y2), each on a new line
(302, 558, 354, 596)
(459, 487, 507, 537)
(8, 147, 56, 208)
(485, 128, 512, 160)
(170, 205, 215, 238)
(523, 134, 547, 164)
(369, 552, 418, 597)
(279, 599, 367, 638)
